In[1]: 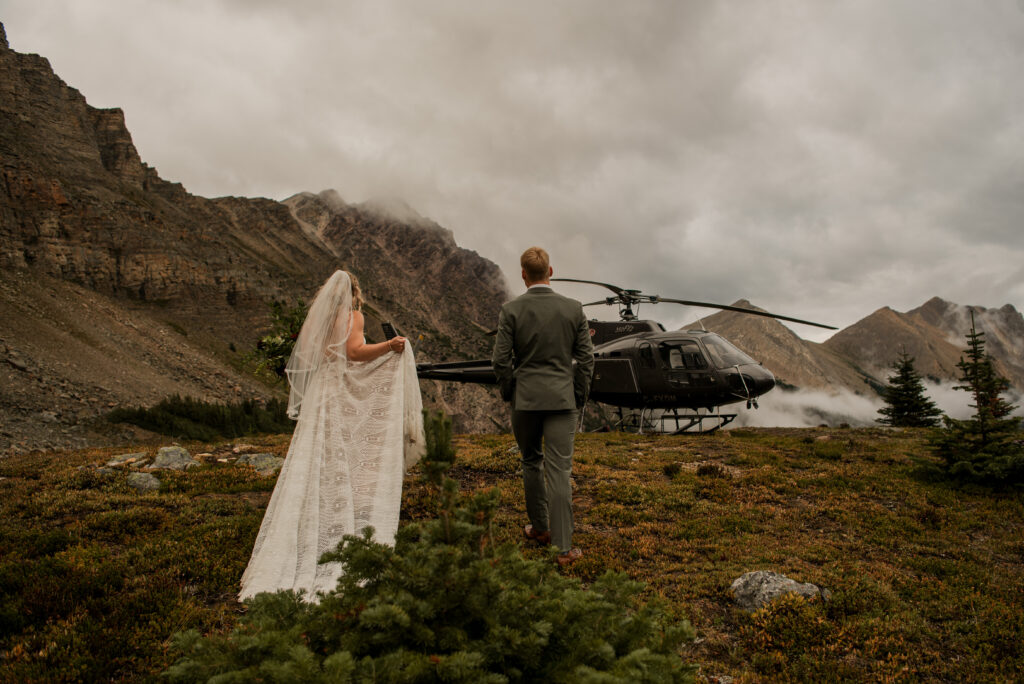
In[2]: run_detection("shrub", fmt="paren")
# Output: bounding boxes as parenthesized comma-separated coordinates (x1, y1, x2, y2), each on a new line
(107, 395, 292, 440)
(164, 412, 697, 683)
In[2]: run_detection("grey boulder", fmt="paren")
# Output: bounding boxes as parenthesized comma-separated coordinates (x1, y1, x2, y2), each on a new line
(730, 570, 829, 611)
(151, 446, 198, 470)
(127, 472, 160, 493)
(237, 452, 284, 476)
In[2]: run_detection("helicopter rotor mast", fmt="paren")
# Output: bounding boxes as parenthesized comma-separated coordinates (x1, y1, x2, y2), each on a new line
(553, 278, 837, 330)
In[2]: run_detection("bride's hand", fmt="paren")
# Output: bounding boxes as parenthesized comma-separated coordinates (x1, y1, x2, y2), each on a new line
(388, 336, 407, 353)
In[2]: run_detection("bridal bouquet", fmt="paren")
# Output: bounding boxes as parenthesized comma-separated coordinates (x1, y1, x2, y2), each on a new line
(253, 299, 308, 378)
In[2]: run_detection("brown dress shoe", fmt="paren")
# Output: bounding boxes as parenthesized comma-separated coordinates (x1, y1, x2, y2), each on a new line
(523, 524, 551, 546)
(556, 547, 582, 567)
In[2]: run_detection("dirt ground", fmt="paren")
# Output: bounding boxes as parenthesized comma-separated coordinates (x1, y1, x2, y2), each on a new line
(0, 270, 281, 455)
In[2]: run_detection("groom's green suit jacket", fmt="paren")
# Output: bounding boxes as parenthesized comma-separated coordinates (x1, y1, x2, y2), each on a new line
(491, 286, 595, 411)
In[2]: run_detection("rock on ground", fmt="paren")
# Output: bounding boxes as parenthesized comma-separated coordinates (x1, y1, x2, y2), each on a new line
(151, 446, 198, 470)
(237, 452, 284, 476)
(127, 472, 160, 493)
(730, 570, 830, 611)
(106, 451, 148, 467)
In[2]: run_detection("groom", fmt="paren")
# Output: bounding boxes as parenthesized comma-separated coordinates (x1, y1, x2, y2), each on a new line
(492, 247, 594, 565)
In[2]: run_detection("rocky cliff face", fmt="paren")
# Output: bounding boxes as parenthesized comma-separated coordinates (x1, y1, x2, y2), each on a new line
(0, 24, 333, 318)
(906, 297, 1024, 389)
(282, 190, 510, 432)
(0, 24, 510, 453)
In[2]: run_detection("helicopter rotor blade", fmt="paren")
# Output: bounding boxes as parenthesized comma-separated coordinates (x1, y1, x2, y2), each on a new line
(551, 277, 835, 329)
(551, 278, 626, 295)
(656, 297, 837, 330)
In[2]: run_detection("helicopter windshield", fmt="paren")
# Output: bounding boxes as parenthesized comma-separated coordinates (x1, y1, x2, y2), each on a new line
(701, 334, 757, 369)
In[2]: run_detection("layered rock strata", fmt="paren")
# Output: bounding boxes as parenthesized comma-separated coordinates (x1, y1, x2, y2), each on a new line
(0, 23, 511, 451)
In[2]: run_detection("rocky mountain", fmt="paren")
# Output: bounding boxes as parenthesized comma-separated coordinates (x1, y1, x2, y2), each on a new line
(691, 298, 1024, 397)
(0, 23, 509, 453)
(822, 298, 1024, 392)
(905, 297, 1024, 388)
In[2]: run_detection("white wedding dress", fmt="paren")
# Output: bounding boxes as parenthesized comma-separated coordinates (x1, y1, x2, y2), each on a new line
(240, 271, 424, 601)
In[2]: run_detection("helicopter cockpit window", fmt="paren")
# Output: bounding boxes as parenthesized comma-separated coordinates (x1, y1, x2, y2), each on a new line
(658, 341, 708, 370)
(701, 334, 756, 369)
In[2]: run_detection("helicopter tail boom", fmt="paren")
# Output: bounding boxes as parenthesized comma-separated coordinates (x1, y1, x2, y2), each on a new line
(416, 360, 497, 385)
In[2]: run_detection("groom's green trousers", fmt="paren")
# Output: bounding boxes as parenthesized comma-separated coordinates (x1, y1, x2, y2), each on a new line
(511, 408, 578, 552)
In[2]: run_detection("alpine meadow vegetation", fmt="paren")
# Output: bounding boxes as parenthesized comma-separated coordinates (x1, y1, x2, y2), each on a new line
(164, 411, 698, 683)
(1, 424, 1022, 681)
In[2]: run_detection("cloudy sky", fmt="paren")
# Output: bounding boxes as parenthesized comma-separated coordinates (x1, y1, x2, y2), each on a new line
(5, 1, 1024, 340)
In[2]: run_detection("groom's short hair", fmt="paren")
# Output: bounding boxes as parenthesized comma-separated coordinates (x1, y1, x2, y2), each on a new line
(521, 246, 550, 283)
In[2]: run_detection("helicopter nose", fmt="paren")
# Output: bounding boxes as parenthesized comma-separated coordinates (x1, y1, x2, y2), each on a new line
(727, 365, 775, 397)
(750, 366, 775, 396)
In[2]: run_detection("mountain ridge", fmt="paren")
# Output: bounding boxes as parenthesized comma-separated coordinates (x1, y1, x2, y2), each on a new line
(695, 297, 1024, 397)
(0, 23, 509, 453)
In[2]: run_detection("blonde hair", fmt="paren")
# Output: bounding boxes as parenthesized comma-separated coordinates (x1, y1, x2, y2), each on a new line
(520, 246, 550, 283)
(348, 271, 363, 311)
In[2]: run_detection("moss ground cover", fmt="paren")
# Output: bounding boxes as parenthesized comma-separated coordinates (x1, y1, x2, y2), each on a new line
(1, 428, 1021, 682)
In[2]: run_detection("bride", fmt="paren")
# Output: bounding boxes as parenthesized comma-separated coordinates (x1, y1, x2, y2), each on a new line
(240, 270, 425, 601)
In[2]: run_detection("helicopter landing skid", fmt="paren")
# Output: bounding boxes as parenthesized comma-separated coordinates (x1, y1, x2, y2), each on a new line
(612, 407, 736, 434)
(666, 411, 736, 434)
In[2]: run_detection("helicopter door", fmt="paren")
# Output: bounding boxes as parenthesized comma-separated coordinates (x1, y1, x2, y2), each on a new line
(665, 346, 689, 387)
(634, 341, 663, 396)
(638, 342, 656, 369)
(681, 341, 714, 389)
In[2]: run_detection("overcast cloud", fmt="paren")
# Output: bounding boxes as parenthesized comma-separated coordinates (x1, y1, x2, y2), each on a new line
(4, 0, 1024, 340)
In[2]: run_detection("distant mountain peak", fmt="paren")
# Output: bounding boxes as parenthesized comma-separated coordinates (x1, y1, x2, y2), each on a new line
(730, 298, 760, 311)
(830, 297, 1024, 391)
(358, 196, 430, 226)
(317, 189, 347, 210)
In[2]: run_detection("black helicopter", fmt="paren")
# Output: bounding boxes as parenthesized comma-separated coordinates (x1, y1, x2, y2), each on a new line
(413, 279, 836, 432)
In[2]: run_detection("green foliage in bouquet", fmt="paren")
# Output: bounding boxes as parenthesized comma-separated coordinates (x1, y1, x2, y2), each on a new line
(164, 411, 696, 683)
(253, 299, 309, 378)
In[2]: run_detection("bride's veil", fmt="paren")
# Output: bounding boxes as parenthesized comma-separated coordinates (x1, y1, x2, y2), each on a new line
(285, 270, 352, 419)
(242, 268, 425, 600)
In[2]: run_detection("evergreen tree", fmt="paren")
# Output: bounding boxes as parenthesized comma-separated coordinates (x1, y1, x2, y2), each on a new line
(930, 313, 1024, 484)
(876, 349, 943, 427)
(165, 411, 697, 683)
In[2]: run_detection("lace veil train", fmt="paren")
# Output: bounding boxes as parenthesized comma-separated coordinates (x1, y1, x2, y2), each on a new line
(240, 271, 425, 601)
